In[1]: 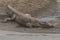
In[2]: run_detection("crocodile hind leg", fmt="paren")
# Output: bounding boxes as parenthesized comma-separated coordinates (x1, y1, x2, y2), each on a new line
(1, 14, 16, 23)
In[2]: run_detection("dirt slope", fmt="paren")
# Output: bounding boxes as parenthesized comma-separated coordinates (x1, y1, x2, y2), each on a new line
(0, 0, 57, 18)
(10, 0, 57, 18)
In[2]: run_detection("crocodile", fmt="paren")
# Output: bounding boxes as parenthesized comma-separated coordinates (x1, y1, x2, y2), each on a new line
(1, 5, 54, 28)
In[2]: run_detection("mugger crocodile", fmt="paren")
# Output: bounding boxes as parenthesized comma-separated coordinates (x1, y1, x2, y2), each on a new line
(1, 5, 54, 28)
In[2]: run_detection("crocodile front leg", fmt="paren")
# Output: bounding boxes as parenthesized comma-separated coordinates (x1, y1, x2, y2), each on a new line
(1, 14, 16, 23)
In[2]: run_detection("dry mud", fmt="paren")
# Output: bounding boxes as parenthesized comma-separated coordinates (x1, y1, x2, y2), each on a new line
(0, 15, 60, 34)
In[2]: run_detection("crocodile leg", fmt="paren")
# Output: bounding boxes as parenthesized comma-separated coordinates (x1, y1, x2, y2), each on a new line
(1, 14, 16, 23)
(26, 23, 33, 28)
